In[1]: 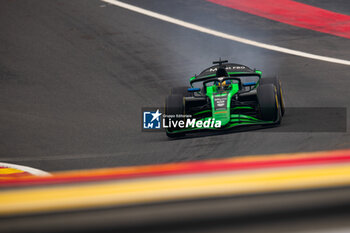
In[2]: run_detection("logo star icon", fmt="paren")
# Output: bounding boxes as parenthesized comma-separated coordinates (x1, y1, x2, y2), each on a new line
(151, 109, 162, 122)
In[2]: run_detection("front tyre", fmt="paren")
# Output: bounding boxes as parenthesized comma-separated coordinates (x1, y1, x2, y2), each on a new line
(260, 76, 285, 116)
(165, 95, 185, 138)
(257, 84, 281, 124)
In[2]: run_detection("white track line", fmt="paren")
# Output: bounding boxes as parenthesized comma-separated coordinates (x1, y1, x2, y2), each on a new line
(0, 162, 51, 176)
(102, 0, 350, 66)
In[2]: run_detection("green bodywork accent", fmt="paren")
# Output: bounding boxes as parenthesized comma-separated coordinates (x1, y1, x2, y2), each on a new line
(227, 72, 251, 75)
(206, 83, 239, 126)
(230, 114, 260, 120)
(166, 117, 274, 134)
(192, 110, 211, 116)
(232, 106, 253, 110)
(192, 106, 253, 116)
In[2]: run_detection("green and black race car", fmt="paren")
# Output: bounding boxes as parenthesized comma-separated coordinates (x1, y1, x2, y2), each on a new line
(165, 59, 285, 138)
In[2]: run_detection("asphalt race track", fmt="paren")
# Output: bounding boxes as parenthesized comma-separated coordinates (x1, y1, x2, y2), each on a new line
(1, 0, 350, 172)
(2, 1, 350, 232)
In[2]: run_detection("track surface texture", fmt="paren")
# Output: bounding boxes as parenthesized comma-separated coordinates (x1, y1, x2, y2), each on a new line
(1, 0, 350, 171)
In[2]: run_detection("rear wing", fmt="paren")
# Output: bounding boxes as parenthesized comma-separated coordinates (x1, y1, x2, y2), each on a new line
(190, 72, 262, 86)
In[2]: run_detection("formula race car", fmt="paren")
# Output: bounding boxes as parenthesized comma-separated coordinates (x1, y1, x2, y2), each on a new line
(165, 59, 284, 138)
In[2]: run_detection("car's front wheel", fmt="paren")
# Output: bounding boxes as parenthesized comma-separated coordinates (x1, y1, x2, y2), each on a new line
(257, 84, 281, 124)
(259, 76, 285, 116)
(165, 95, 185, 138)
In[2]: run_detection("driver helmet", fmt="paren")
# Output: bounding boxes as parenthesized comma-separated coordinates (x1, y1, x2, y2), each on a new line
(216, 80, 231, 89)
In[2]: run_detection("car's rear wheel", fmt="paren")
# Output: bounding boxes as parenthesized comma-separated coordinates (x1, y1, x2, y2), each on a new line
(257, 84, 281, 124)
(165, 95, 185, 138)
(259, 76, 285, 116)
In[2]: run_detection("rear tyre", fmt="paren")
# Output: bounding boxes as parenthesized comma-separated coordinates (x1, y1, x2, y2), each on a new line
(260, 76, 285, 116)
(165, 95, 185, 138)
(171, 86, 193, 97)
(257, 84, 281, 124)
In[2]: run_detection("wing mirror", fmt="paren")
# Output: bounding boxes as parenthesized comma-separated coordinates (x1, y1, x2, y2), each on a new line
(242, 82, 257, 86)
(188, 88, 200, 92)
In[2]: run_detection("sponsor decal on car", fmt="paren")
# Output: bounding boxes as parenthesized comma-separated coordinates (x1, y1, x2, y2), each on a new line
(209, 66, 246, 72)
(213, 95, 228, 110)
